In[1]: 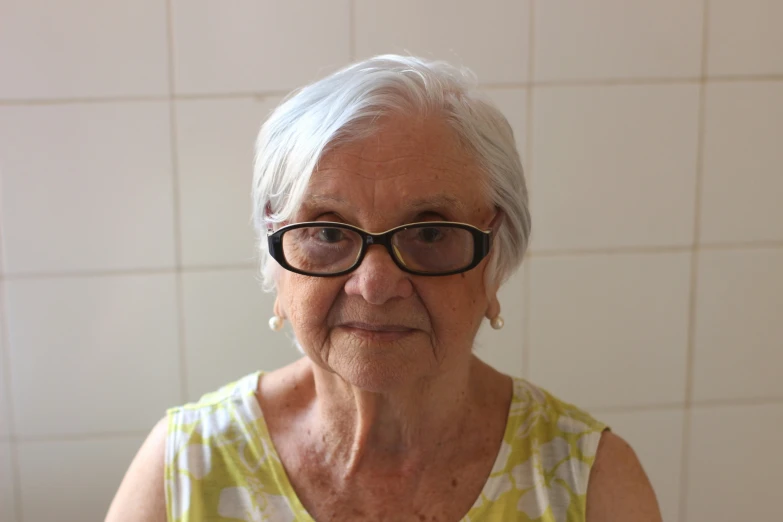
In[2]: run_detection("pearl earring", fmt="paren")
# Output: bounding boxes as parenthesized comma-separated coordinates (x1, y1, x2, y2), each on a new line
(490, 315, 504, 330)
(268, 315, 284, 332)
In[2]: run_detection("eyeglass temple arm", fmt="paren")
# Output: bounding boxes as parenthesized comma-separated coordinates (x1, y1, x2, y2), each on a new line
(488, 209, 504, 231)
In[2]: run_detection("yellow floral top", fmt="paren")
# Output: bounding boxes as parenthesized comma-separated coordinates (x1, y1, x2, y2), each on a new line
(165, 372, 607, 521)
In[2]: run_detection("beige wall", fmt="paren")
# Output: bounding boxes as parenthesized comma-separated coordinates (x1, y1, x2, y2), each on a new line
(1, 1, 782, 521)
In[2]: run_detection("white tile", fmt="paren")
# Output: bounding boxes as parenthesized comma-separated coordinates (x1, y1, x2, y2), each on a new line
(0, 0, 168, 99)
(6, 275, 181, 437)
(0, 441, 16, 522)
(182, 270, 301, 400)
(355, 0, 530, 84)
(686, 403, 783, 521)
(177, 97, 281, 267)
(529, 253, 690, 409)
(708, 0, 783, 76)
(530, 85, 699, 250)
(481, 88, 528, 163)
(0, 102, 176, 274)
(700, 82, 783, 243)
(534, 0, 703, 81)
(693, 248, 783, 402)
(18, 436, 143, 522)
(171, 0, 351, 94)
(598, 409, 684, 522)
(475, 267, 526, 378)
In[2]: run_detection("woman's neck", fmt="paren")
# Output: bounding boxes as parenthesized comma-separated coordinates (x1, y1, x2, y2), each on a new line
(307, 356, 506, 478)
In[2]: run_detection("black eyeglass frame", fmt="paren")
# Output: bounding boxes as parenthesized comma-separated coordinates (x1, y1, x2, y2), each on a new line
(267, 221, 493, 277)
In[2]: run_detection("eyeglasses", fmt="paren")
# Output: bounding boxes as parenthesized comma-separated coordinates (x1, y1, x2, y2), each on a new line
(267, 221, 493, 277)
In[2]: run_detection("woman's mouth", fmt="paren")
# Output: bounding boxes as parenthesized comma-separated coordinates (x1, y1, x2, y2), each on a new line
(339, 322, 415, 341)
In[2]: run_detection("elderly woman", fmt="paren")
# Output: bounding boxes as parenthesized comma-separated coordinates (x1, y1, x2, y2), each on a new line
(108, 55, 661, 522)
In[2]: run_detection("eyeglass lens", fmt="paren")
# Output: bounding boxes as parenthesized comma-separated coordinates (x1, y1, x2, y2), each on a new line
(281, 225, 475, 275)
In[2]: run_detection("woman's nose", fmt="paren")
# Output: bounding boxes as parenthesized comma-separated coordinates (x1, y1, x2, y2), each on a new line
(343, 245, 414, 305)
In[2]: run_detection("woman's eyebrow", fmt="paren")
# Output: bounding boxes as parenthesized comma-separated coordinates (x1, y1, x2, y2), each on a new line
(308, 194, 346, 204)
(302, 194, 348, 210)
(305, 193, 466, 212)
(302, 194, 467, 215)
(404, 194, 467, 214)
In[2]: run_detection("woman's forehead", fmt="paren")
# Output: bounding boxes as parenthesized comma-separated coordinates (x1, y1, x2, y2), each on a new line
(302, 115, 488, 215)
(302, 190, 473, 216)
(318, 116, 472, 171)
(304, 159, 486, 217)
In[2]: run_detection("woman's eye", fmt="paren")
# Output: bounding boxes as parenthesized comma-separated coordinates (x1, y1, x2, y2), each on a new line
(317, 228, 344, 242)
(418, 227, 443, 242)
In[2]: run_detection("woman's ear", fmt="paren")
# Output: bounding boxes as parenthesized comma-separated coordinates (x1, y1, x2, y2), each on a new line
(485, 292, 501, 322)
(273, 296, 286, 319)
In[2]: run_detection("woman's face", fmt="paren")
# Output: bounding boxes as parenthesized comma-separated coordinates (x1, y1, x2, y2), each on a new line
(275, 114, 499, 391)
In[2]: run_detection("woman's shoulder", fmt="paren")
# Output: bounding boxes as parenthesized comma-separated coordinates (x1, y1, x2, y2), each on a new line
(478, 377, 661, 521)
(509, 377, 608, 434)
(500, 377, 608, 475)
(169, 371, 263, 414)
(106, 417, 169, 521)
(162, 371, 310, 521)
(164, 371, 268, 462)
(106, 374, 265, 521)
(468, 378, 609, 520)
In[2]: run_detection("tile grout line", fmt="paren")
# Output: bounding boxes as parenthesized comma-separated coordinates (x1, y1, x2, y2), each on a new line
(529, 241, 783, 257)
(164, 0, 189, 404)
(0, 241, 781, 282)
(14, 431, 150, 443)
(679, 2, 711, 521)
(530, 77, 703, 87)
(8, 396, 780, 445)
(0, 177, 24, 522)
(530, 244, 693, 257)
(589, 403, 687, 415)
(181, 90, 291, 101)
(521, 262, 531, 379)
(703, 73, 783, 82)
(2, 75, 783, 107)
(8, 396, 781, 444)
(0, 263, 259, 280)
(0, 315, 23, 521)
(588, 395, 783, 416)
(522, 0, 536, 381)
(692, 396, 783, 408)
(699, 240, 783, 250)
(348, 0, 356, 62)
(0, 95, 169, 106)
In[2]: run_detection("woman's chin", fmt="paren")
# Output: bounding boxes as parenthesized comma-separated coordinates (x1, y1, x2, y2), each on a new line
(325, 335, 434, 392)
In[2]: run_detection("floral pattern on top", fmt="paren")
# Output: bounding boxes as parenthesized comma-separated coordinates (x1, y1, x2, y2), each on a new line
(165, 372, 607, 521)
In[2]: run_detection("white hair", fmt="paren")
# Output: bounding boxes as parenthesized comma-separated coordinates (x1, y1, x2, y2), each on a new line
(252, 54, 531, 292)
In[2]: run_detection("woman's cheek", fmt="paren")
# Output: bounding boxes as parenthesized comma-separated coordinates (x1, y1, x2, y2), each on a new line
(285, 277, 341, 340)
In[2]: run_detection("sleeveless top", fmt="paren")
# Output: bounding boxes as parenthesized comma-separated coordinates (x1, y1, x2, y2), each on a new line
(164, 372, 608, 522)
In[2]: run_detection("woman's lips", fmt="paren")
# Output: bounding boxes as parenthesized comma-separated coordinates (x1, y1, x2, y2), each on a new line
(339, 322, 415, 341)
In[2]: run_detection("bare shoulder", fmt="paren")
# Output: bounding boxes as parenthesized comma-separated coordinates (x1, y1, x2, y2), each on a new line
(105, 416, 168, 522)
(257, 357, 315, 412)
(585, 430, 663, 522)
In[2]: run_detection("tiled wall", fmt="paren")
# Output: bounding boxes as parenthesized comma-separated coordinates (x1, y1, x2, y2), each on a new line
(1, 1, 781, 521)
